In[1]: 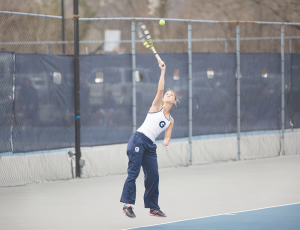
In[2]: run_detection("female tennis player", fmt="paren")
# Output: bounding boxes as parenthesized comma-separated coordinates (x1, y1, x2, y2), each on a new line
(120, 60, 177, 218)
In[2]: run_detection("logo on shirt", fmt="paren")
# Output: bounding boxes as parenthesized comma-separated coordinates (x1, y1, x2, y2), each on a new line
(159, 121, 166, 128)
(135, 147, 139, 152)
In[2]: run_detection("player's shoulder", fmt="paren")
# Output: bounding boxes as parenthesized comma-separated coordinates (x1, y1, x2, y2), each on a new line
(149, 105, 163, 113)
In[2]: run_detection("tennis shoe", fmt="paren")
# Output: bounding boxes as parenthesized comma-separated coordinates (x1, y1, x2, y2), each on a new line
(149, 209, 167, 217)
(122, 205, 136, 218)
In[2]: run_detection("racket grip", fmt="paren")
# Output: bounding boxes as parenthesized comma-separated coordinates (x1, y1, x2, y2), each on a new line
(151, 47, 164, 67)
(154, 54, 164, 67)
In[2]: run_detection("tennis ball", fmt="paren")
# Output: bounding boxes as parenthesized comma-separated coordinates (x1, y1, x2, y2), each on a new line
(159, 19, 165, 26)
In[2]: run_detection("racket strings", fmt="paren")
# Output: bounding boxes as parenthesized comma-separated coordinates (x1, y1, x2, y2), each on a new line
(137, 22, 153, 49)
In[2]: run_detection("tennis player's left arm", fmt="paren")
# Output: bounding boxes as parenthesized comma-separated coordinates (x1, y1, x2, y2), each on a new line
(163, 117, 174, 147)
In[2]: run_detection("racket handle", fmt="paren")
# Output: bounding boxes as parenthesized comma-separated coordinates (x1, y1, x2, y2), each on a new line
(151, 47, 164, 67)
(154, 54, 164, 67)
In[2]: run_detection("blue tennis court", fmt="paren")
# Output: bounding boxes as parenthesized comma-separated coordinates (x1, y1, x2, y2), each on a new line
(128, 203, 300, 230)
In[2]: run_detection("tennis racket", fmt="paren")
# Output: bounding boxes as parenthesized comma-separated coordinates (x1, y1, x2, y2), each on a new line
(136, 22, 164, 67)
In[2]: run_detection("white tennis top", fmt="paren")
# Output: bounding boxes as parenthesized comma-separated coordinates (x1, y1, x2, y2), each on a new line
(137, 107, 171, 142)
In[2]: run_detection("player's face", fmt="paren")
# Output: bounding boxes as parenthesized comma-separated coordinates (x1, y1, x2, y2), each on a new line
(164, 91, 176, 105)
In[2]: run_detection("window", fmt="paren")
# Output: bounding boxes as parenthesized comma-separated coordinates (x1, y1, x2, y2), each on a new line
(207, 68, 214, 79)
(262, 68, 267, 78)
(104, 30, 121, 52)
(95, 72, 103, 83)
(135, 71, 143, 82)
(53, 72, 62, 85)
(173, 69, 180, 80)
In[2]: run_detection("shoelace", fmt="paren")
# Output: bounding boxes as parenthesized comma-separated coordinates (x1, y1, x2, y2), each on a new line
(151, 209, 162, 214)
(126, 206, 134, 214)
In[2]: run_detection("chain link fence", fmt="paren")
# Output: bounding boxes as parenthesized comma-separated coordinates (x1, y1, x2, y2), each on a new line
(0, 52, 14, 153)
(1, 11, 300, 187)
(13, 53, 75, 152)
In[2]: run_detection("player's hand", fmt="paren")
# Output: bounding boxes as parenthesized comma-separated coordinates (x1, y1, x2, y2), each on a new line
(158, 61, 166, 71)
(163, 139, 169, 147)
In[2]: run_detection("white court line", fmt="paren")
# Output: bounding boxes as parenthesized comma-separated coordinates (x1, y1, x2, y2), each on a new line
(123, 201, 300, 230)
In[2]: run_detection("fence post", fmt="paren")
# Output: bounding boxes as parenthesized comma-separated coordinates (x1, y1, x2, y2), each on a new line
(225, 41, 228, 53)
(131, 21, 136, 133)
(281, 26, 285, 156)
(46, 44, 49, 54)
(236, 24, 241, 161)
(61, 0, 65, 54)
(11, 53, 15, 153)
(289, 39, 292, 53)
(188, 23, 192, 165)
(73, 0, 81, 177)
(102, 42, 105, 54)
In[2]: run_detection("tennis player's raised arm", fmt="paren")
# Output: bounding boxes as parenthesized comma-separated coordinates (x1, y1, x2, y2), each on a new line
(149, 61, 166, 112)
(163, 117, 174, 147)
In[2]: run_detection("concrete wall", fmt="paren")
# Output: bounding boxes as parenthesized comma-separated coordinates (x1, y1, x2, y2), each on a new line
(1, 130, 299, 187)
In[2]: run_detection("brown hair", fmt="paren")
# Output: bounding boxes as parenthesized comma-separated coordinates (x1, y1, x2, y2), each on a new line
(161, 89, 179, 108)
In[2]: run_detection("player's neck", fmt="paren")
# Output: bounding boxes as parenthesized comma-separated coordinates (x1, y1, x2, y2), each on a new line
(163, 104, 172, 114)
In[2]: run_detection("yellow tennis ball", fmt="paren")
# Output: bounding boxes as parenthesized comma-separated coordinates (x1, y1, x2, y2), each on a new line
(159, 19, 165, 26)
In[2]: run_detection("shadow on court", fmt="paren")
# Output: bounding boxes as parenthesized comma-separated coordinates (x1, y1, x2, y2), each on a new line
(0, 155, 299, 230)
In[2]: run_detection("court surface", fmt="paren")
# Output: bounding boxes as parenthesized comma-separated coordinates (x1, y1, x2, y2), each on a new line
(127, 203, 300, 230)
(0, 155, 299, 230)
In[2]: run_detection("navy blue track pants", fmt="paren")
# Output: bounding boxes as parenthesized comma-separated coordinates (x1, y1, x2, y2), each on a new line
(120, 131, 160, 209)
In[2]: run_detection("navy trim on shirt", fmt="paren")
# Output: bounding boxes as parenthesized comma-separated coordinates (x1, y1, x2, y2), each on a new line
(148, 107, 171, 121)
(148, 107, 163, 114)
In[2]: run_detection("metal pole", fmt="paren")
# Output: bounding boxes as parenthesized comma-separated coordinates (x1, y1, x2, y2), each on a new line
(188, 23, 192, 165)
(2, 13, 300, 25)
(11, 53, 15, 153)
(102, 42, 105, 54)
(61, 0, 65, 54)
(281, 26, 285, 156)
(0, 10, 62, 18)
(73, 0, 81, 177)
(163, 41, 166, 53)
(78, 17, 300, 25)
(131, 21, 136, 133)
(236, 24, 241, 161)
(225, 41, 228, 53)
(2, 36, 300, 47)
(46, 44, 49, 54)
(289, 39, 292, 53)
